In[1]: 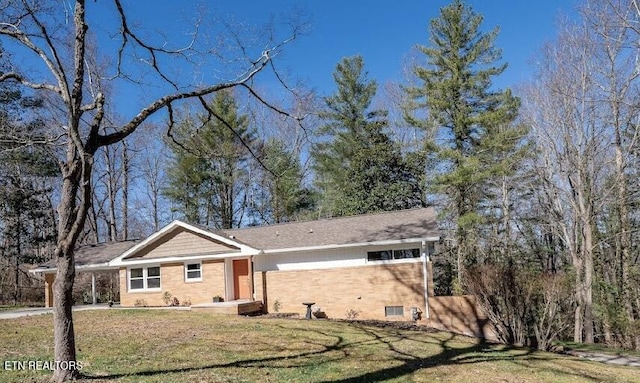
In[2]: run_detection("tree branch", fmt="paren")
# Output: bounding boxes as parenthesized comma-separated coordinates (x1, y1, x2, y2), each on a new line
(96, 45, 279, 147)
(0, 6, 71, 104)
(0, 72, 61, 94)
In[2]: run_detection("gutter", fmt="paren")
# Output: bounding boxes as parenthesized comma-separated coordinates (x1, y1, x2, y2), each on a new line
(29, 263, 117, 274)
(109, 250, 261, 267)
(261, 236, 441, 255)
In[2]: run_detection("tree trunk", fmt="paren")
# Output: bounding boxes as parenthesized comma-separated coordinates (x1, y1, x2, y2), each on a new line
(87, 200, 100, 243)
(13, 208, 21, 305)
(122, 140, 129, 240)
(52, 144, 93, 381)
(105, 148, 118, 242)
(52, 246, 78, 382)
(583, 223, 594, 343)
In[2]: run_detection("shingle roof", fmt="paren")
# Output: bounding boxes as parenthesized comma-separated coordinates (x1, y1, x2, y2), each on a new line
(224, 207, 439, 251)
(34, 208, 439, 271)
(36, 239, 141, 270)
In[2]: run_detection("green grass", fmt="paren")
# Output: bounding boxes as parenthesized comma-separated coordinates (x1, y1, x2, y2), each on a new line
(1, 310, 639, 382)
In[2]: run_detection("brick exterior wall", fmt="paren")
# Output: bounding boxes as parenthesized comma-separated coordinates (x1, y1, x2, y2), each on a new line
(44, 273, 55, 308)
(256, 261, 432, 320)
(427, 295, 497, 340)
(119, 260, 225, 306)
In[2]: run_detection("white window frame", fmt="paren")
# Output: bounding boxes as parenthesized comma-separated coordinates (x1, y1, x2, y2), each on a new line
(184, 261, 202, 282)
(128, 265, 161, 292)
(366, 248, 421, 263)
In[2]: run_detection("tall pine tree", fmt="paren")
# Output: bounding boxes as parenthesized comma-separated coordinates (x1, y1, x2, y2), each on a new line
(314, 55, 425, 217)
(404, 0, 521, 287)
(164, 90, 255, 229)
(250, 138, 312, 224)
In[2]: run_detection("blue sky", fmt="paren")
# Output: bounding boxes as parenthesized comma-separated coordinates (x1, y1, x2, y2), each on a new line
(77, 0, 580, 123)
(206, 0, 577, 93)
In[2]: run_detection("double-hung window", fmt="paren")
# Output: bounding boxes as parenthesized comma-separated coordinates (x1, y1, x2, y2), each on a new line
(128, 266, 161, 291)
(185, 262, 202, 282)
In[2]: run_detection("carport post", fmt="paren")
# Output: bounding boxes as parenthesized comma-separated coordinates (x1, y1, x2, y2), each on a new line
(91, 272, 97, 305)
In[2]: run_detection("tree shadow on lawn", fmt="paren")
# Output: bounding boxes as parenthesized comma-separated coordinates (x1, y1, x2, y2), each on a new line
(316, 324, 612, 383)
(80, 321, 603, 382)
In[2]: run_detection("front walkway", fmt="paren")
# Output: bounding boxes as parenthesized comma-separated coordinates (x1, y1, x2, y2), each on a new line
(565, 349, 640, 367)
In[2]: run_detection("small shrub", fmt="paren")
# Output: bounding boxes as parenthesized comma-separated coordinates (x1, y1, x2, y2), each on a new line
(313, 308, 328, 319)
(162, 291, 173, 306)
(465, 264, 573, 350)
(273, 300, 281, 313)
(345, 309, 360, 320)
(134, 299, 148, 307)
(170, 297, 180, 306)
(182, 297, 191, 306)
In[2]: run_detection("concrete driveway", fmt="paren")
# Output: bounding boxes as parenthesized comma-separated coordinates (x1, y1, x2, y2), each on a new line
(0, 304, 112, 320)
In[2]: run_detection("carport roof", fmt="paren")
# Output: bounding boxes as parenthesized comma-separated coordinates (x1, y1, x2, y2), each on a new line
(32, 239, 140, 273)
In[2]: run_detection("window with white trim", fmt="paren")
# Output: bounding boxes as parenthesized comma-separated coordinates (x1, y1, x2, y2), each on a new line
(185, 262, 202, 282)
(367, 248, 420, 262)
(129, 268, 144, 290)
(128, 266, 161, 291)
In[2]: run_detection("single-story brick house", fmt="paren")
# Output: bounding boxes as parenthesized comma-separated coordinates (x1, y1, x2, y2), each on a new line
(33, 208, 442, 321)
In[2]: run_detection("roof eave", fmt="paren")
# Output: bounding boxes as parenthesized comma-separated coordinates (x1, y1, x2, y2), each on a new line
(108, 220, 259, 266)
(110, 249, 261, 267)
(261, 236, 441, 254)
(29, 262, 118, 274)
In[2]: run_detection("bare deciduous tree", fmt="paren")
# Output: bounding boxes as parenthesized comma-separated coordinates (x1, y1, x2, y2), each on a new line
(582, 0, 640, 349)
(522, 18, 611, 344)
(0, 1, 303, 381)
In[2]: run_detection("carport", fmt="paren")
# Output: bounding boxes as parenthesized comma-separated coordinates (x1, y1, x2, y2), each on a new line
(30, 240, 139, 307)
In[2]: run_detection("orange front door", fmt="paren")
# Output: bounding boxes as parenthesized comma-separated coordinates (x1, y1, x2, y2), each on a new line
(233, 259, 250, 300)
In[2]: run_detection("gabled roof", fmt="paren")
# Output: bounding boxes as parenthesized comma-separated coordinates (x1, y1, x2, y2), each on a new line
(31, 239, 141, 273)
(32, 208, 440, 272)
(224, 207, 439, 252)
(108, 220, 260, 267)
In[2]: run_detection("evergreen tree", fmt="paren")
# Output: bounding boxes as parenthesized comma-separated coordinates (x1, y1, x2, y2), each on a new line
(251, 138, 312, 224)
(164, 90, 255, 229)
(0, 83, 58, 304)
(314, 55, 425, 217)
(404, 0, 521, 283)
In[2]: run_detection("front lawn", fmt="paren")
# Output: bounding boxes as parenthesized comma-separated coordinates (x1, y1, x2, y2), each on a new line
(0, 309, 638, 382)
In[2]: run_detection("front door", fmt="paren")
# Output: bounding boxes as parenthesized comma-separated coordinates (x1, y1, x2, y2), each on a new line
(233, 259, 250, 300)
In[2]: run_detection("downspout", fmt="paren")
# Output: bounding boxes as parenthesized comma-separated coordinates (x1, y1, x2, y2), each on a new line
(250, 255, 255, 301)
(422, 241, 430, 320)
(91, 272, 97, 305)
